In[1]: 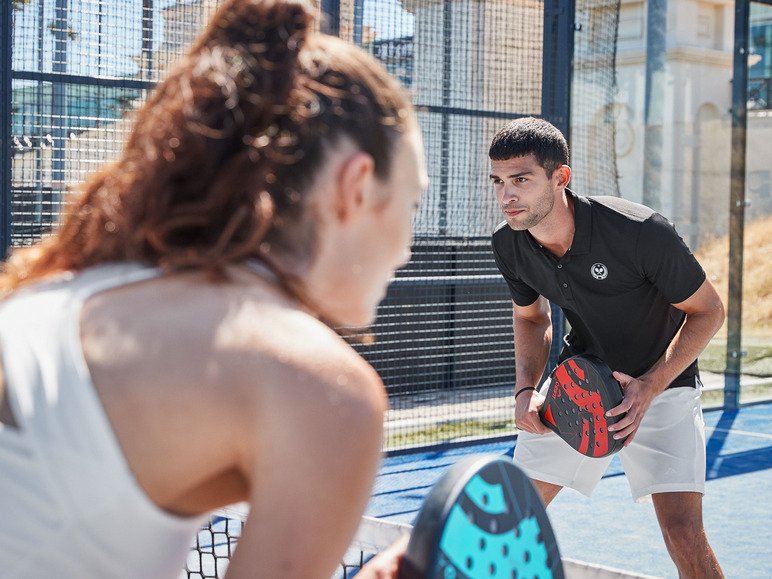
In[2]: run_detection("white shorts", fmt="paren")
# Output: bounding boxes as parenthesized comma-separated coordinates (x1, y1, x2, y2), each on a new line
(513, 378, 706, 503)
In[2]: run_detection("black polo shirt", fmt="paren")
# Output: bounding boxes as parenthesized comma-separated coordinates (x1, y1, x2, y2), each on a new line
(491, 189, 706, 388)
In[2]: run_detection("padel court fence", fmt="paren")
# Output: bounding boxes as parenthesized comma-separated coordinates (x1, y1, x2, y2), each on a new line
(2, 0, 622, 454)
(5, 2, 745, 579)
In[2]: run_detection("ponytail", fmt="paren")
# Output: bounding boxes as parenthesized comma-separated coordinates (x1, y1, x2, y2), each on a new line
(0, 0, 412, 294)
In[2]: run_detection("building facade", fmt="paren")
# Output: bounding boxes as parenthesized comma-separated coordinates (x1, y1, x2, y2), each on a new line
(610, 0, 771, 249)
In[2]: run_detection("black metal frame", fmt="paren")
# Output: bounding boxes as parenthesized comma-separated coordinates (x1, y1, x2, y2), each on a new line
(542, 0, 575, 138)
(1, 0, 12, 259)
(542, 0, 575, 372)
(725, 0, 750, 409)
(724, 0, 772, 409)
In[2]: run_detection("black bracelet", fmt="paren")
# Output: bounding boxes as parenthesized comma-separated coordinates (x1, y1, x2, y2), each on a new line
(515, 386, 536, 399)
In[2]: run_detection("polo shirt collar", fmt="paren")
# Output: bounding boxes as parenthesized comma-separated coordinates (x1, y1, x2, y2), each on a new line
(567, 188, 591, 256)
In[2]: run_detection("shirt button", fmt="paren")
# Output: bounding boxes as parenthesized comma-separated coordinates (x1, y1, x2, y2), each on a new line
(562, 283, 568, 288)
(557, 264, 563, 269)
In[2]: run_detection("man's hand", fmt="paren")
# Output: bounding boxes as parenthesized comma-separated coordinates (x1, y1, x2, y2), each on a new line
(606, 371, 659, 446)
(511, 296, 552, 435)
(607, 278, 724, 447)
(514, 389, 552, 434)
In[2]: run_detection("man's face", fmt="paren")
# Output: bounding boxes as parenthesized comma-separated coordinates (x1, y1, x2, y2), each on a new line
(489, 154, 557, 231)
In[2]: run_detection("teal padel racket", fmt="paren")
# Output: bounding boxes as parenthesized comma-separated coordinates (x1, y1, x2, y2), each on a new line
(400, 454, 564, 579)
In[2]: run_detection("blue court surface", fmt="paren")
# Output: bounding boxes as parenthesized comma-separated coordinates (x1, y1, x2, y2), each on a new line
(366, 402, 772, 578)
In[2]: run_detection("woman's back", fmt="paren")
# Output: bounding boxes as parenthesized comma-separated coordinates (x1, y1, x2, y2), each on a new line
(0, 262, 387, 577)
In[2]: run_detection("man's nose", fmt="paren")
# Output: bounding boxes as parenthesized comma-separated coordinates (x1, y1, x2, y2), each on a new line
(500, 183, 518, 203)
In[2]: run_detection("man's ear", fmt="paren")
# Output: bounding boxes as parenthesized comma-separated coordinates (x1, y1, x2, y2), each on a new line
(334, 152, 376, 223)
(554, 164, 571, 190)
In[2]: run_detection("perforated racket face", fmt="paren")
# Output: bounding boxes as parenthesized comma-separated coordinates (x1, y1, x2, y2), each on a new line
(402, 455, 564, 579)
(539, 356, 626, 458)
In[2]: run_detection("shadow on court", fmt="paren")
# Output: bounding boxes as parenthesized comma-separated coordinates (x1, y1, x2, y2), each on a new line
(367, 402, 772, 578)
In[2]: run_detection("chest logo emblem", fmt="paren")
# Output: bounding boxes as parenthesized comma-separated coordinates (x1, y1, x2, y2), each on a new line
(591, 263, 608, 280)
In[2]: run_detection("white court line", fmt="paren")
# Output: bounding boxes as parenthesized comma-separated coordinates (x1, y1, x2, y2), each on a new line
(704, 426, 772, 441)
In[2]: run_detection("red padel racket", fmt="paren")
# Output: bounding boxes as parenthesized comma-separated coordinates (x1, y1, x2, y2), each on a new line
(538, 355, 627, 458)
(400, 454, 564, 579)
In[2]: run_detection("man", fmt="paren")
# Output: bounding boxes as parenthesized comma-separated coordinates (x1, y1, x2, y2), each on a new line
(489, 117, 725, 578)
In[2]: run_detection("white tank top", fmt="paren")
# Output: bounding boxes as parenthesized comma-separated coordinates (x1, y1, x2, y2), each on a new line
(0, 263, 209, 578)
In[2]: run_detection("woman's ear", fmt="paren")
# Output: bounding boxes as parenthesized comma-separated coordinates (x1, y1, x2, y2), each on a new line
(334, 152, 376, 223)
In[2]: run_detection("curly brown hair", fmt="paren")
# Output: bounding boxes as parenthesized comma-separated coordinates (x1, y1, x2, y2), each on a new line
(1, 0, 413, 294)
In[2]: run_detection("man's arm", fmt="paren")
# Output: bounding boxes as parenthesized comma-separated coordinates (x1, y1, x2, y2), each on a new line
(607, 278, 725, 444)
(513, 296, 554, 434)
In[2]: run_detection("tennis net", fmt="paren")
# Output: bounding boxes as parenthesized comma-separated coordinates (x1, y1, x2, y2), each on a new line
(182, 507, 659, 579)
(182, 507, 411, 579)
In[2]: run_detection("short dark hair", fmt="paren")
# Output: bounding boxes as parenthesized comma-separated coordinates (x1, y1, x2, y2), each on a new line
(488, 117, 569, 177)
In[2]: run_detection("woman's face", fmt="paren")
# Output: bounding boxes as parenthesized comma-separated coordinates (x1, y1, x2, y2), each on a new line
(362, 124, 428, 318)
(314, 123, 428, 329)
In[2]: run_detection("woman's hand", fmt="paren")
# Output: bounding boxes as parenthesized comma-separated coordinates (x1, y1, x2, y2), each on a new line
(355, 534, 410, 579)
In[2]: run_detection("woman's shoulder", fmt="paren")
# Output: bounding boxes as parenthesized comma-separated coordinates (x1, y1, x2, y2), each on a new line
(81, 264, 386, 514)
(215, 266, 385, 402)
(85, 263, 385, 410)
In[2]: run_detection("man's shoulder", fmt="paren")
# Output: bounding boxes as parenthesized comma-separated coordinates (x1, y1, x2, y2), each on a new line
(585, 195, 657, 223)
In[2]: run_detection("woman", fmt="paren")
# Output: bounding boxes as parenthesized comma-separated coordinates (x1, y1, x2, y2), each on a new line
(0, 0, 427, 577)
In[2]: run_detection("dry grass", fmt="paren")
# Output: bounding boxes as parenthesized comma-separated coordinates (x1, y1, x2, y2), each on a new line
(695, 213, 772, 334)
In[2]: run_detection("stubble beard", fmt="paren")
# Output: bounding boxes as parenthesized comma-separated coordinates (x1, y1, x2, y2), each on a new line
(505, 210, 539, 231)
(503, 191, 555, 231)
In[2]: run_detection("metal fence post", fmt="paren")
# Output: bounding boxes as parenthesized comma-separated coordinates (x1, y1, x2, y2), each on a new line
(1, 0, 12, 259)
(725, 0, 750, 410)
(51, 0, 68, 211)
(642, 0, 667, 213)
(542, 0, 575, 138)
(541, 0, 575, 374)
(320, 0, 340, 35)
